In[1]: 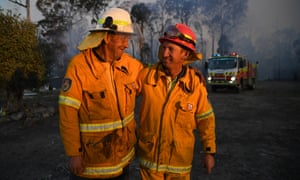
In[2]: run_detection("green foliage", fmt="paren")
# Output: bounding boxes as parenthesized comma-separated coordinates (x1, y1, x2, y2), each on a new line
(0, 9, 45, 89)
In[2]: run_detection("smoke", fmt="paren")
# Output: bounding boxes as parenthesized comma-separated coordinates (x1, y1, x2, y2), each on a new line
(245, 0, 300, 40)
(232, 0, 300, 80)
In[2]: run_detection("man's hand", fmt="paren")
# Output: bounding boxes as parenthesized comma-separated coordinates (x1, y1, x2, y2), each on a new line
(202, 154, 215, 174)
(69, 156, 84, 175)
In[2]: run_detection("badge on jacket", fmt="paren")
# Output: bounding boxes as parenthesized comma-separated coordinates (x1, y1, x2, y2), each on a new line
(187, 103, 193, 111)
(62, 78, 72, 92)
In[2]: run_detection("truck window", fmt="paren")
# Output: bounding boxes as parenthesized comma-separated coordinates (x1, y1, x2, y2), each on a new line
(208, 58, 237, 69)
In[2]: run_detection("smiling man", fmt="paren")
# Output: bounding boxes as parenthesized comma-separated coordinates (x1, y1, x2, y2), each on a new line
(58, 8, 143, 180)
(136, 24, 216, 180)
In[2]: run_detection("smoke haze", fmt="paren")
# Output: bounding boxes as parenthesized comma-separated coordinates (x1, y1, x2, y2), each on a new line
(246, 0, 300, 40)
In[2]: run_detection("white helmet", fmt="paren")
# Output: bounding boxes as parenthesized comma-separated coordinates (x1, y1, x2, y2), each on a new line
(90, 8, 134, 34)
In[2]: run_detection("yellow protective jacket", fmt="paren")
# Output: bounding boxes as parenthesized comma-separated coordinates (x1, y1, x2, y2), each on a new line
(136, 63, 216, 174)
(59, 49, 143, 179)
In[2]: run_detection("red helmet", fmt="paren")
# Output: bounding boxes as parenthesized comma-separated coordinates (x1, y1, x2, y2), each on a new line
(159, 24, 197, 52)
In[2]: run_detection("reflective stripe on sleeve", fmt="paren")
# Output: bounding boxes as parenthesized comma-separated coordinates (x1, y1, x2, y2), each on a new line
(195, 109, 214, 122)
(139, 157, 192, 174)
(80, 112, 134, 132)
(83, 147, 134, 176)
(58, 95, 81, 109)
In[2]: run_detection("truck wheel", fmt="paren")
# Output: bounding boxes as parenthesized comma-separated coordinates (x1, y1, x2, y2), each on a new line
(236, 79, 243, 93)
(236, 85, 241, 93)
(249, 78, 256, 90)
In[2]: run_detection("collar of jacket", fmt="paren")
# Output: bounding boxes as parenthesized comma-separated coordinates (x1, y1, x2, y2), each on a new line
(146, 63, 195, 93)
(82, 49, 131, 79)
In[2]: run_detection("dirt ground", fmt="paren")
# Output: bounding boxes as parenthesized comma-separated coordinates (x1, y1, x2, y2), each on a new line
(0, 81, 300, 180)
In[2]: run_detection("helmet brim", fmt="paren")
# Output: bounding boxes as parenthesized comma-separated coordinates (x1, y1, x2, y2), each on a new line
(77, 31, 107, 51)
(89, 28, 136, 35)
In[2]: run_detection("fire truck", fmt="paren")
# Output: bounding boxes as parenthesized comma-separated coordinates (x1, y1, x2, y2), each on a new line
(206, 52, 258, 92)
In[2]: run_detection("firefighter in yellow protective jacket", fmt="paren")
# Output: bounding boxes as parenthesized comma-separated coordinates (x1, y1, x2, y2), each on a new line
(59, 8, 143, 179)
(136, 24, 216, 180)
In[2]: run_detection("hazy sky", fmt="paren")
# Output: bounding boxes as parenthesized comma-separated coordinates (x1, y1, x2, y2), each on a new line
(245, 0, 300, 40)
(1, 0, 299, 32)
(0, 0, 43, 22)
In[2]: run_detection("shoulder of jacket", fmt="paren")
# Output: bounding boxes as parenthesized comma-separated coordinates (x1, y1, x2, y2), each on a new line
(122, 53, 137, 61)
(139, 65, 151, 74)
(187, 66, 206, 86)
(138, 64, 156, 78)
(143, 64, 158, 72)
(122, 53, 143, 66)
(67, 52, 85, 67)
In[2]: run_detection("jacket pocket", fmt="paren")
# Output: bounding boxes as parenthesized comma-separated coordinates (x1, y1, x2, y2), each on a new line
(170, 137, 195, 165)
(81, 133, 115, 164)
(112, 120, 137, 159)
(175, 101, 196, 129)
(126, 120, 137, 148)
(173, 101, 196, 165)
(83, 89, 113, 120)
(137, 132, 156, 161)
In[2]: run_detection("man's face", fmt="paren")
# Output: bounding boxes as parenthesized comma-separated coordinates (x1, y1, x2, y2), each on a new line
(160, 41, 187, 70)
(106, 32, 131, 60)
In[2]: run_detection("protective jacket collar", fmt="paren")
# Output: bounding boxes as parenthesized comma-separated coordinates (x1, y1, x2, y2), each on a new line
(145, 63, 195, 93)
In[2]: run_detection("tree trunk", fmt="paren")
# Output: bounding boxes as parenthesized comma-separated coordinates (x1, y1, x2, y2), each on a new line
(6, 87, 24, 114)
